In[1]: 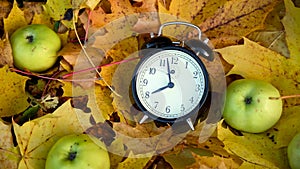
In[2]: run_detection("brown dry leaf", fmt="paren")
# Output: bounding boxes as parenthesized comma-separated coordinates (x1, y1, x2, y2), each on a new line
(189, 153, 241, 169)
(58, 43, 82, 67)
(158, 0, 281, 48)
(0, 120, 21, 169)
(0, 35, 13, 67)
(89, 0, 157, 29)
(247, 2, 290, 58)
(0, 66, 29, 117)
(112, 122, 187, 156)
(200, 0, 281, 48)
(3, 1, 27, 35)
(13, 100, 90, 169)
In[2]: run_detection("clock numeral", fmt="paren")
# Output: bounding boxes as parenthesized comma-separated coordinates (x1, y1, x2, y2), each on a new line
(180, 104, 185, 112)
(149, 68, 156, 74)
(160, 59, 166, 67)
(171, 57, 179, 64)
(165, 106, 171, 113)
(145, 91, 150, 99)
(195, 84, 201, 92)
(189, 97, 194, 103)
(185, 62, 189, 69)
(193, 71, 199, 78)
(141, 79, 148, 86)
(154, 101, 159, 108)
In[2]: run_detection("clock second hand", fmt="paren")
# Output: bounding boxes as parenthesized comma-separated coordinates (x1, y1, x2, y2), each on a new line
(152, 58, 174, 94)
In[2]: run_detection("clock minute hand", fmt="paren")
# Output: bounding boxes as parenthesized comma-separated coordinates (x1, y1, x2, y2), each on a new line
(167, 58, 172, 83)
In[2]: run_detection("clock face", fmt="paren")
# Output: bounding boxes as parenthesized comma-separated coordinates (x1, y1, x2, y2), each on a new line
(132, 47, 209, 122)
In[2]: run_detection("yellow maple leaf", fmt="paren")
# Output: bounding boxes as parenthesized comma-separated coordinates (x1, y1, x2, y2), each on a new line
(116, 151, 152, 169)
(215, 0, 300, 168)
(217, 121, 287, 168)
(0, 120, 21, 168)
(158, 0, 281, 48)
(281, 0, 300, 60)
(216, 38, 300, 147)
(13, 100, 90, 169)
(3, 0, 27, 35)
(0, 66, 29, 117)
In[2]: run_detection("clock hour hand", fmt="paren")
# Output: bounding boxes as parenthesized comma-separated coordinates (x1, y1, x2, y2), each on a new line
(152, 82, 174, 94)
(151, 85, 169, 94)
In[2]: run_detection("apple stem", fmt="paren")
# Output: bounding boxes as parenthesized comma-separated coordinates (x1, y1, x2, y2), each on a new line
(26, 35, 34, 43)
(269, 94, 300, 100)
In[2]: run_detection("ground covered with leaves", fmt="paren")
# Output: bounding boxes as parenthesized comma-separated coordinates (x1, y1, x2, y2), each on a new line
(0, 0, 300, 168)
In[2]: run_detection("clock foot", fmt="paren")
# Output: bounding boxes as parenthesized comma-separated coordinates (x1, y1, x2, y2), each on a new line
(186, 118, 195, 130)
(139, 115, 149, 124)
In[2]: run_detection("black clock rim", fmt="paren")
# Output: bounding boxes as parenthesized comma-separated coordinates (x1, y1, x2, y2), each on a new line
(131, 46, 210, 124)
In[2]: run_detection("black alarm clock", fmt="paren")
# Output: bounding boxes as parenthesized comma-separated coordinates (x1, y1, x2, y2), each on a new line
(131, 22, 214, 130)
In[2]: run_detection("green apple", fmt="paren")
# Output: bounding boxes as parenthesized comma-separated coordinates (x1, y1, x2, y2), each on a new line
(223, 79, 282, 133)
(288, 133, 300, 169)
(45, 134, 110, 169)
(10, 24, 61, 72)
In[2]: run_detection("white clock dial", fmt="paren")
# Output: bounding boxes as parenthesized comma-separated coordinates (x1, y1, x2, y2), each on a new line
(133, 49, 208, 120)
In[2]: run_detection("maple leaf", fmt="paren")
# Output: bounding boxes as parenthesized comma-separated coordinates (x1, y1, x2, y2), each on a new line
(215, 0, 300, 168)
(281, 0, 300, 59)
(217, 121, 288, 168)
(116, 151, 152, 169)
(0, 66, 29, 117)
(247, 3, 290, 58)
(158, 0, 281, 48)
(3, 1, 27, 35)
(13, 100, 90, 169)
(189, 153, 241, 169)
(0, 120, 21, 168)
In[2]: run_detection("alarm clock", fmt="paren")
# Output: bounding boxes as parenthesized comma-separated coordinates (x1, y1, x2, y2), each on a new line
(131, 22, 214, 130)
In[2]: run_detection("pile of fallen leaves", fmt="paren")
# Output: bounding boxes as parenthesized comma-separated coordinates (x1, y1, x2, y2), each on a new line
(0, 0, 299, 168)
